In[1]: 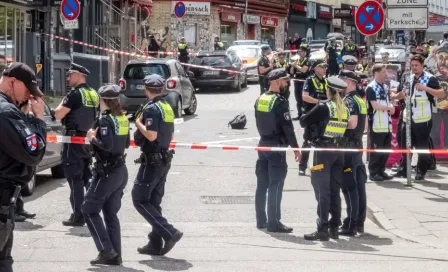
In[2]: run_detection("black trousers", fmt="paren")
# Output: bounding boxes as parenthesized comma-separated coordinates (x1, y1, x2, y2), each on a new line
(310, 146, 343, 231)
(368, 132, 391, 176)
(255, 148, 288, 229)
(132, 156, 177, 248)
(294, 81, 304, 118)
(341, 149, 367, 231)
(0, 186, 16, 272)
(299, 139, 311, 171)
(82, 164, 128, 256)
(259, 78, 269, 94)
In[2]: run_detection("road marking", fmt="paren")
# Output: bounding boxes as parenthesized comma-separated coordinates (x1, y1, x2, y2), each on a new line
(200, 137, 259, 145)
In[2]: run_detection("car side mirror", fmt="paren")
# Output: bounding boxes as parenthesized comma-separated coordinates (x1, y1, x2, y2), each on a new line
(50, 108, 56, 121)
(187, 71, 194, 78)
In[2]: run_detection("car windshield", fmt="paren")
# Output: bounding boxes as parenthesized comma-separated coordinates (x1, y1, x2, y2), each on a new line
(230, 48, 260, 58)
(309, 44, 325, 52)
(196, 56, 232, 67)
(123, 64, 170, 80)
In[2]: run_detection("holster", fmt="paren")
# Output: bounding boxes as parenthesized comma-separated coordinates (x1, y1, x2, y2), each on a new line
(94, 154, 126, 177)
(0, 184, 21, 251)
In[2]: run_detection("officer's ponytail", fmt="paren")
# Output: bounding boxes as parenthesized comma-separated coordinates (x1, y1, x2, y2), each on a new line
(329, 88, 345, 122)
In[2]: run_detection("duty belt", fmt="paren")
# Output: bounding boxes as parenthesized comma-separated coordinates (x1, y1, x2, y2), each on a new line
(313, 138, 342, 147)
(93, 155, 126, 177)
(135, 150, 175, 165)
(66, 130, 87, 137)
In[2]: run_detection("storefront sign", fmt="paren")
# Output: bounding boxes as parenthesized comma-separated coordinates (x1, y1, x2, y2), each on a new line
(334, 8, 353, 18)
(261, 16, 279, 27)
(429, 13, 446, 26)
(171, 1, 210, 16)
(318, 5, 332, 20)
(243, 14, 260, 24)
(290, 0, 307, 16)
(221, 12, 240, 23)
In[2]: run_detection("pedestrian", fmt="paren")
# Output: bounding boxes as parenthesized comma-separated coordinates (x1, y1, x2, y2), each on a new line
(177, 37, 189, 64)
(54, 63, 99, 227)
(299, 60, 328, 176)
(254, 68, 301, 233)
(300, 76, 352, 241)
(132, 74, 182, 256)
(339, 70, 368, 236)
(81, 84, 130, 265)
(0, 62, 47, 271)
(257, 45, 274, 95)
(291, 44, 310, 120)
(366, 64, 395, 181)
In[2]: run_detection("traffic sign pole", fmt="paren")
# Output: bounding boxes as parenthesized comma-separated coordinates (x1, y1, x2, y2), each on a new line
(404, 30, 413, 187)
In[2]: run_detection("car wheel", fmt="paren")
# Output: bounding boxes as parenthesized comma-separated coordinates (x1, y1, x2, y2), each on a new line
(21, 174, 36, 197)
(174, 97, 183, 118)
(234, 78, 242, 92)
(242, 73, 248, 88)
(51, 164, 65, 179)
(184, 93, 197, 115)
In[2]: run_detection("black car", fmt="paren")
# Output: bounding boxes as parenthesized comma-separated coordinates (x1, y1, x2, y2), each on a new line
(189, 51, 247, 92)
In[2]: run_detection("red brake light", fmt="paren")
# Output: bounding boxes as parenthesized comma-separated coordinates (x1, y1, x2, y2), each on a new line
(118, 79, 126, 89)
(167, 79, 176, 89)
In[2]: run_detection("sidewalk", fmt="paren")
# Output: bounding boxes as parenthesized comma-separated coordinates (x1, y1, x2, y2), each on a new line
(366, 165, 448, 250)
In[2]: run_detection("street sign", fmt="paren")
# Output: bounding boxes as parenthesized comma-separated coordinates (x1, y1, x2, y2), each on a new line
(355, 0, 384, 36)
(63, 18, 79, 29)
(386, 0, 428, 7)
(174, 1, 186, 18)
(386, 7, 428, 29)
(61, 0, 80, 21)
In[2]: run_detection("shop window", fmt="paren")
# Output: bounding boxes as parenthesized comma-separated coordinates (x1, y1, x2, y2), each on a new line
(261, 27, 275, 46)
(184, 24, 197, 46)
(220, 24, 236, 46)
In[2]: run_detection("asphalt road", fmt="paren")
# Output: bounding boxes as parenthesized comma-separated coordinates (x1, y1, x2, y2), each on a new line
(15, 83, 448, 271)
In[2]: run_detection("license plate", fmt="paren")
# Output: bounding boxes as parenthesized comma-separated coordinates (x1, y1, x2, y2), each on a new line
(136, 85, 145, 90)
(203, 70, 219, 75)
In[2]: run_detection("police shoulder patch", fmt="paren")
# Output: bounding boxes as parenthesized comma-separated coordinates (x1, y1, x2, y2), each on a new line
(63, 97, 68, 105)
(101, 127, 108, 136)
(284, 112, 291, 120)
(26, 134, 37, 151)
(146, 118, 153, 127)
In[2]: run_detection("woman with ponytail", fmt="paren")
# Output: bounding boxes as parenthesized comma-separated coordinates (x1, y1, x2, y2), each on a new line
(299, 76, 351, 242)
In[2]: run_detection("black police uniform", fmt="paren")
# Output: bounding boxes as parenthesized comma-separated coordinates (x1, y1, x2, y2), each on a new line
(273, 57, 291, 100)
(257, 48, 272, 94)
(292, 49, 310, 119)
(178, 43, 189, 64)
(132, 74, 183, 256)
(327, 41, 340, 76)
(341, 44, 357, 57)
(61, 63, 99, 226)
(299, 62, 328, 174)
(0, 63, 47, 271)
(339, 71, 368, 235)
(300, 76, 349, 241)
(340, 56, 366, 97)
(254, 69, 299, 233)
(81, 84, 130, 265)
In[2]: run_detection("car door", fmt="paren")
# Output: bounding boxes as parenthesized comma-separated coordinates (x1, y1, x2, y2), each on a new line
(43, 103, 64, 166)
(175, 62, 193, 107)
(228, 52, 243, 84)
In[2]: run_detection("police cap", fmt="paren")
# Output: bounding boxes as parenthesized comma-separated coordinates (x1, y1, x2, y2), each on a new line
(437, 42, 448, 54)
(260, 45, 271, 51)
(342, 55, 358, 65)
(339, 69, 360, 83)
(327, 76, 347, 93)
(67, 63, 90, 76)
(268, 68, 289, 82)
(312, 59, 328, 69)
(144, 74, 166, 88)
(98, 84, 121, 99)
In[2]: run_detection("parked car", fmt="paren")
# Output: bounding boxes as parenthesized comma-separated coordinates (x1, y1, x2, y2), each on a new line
(375, 45, 406, 64)
(189, 51, 247, 92)
(226, 44, 261, 83)
(23, 102, 65, 196)
(118, 58, 198, 118)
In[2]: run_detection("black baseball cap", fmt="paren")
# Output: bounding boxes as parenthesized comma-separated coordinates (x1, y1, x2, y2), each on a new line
(2, 62, 43, 97)
(312, 59, 328, 69)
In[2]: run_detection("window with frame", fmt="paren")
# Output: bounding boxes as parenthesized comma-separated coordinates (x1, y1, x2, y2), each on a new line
(184, 25, 197, 45)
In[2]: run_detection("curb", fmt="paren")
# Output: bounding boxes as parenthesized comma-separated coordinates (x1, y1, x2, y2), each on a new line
(366, 200, 447, 250)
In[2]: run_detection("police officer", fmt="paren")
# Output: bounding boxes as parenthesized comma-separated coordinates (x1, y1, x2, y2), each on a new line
(339, 70, 368, 236)
(257, 45, 273, 94)
(177, 37, 189, 64)
(380, 51, 390, 65)
(326, 37, 339, 76)
(214, 37, 225, 51)
(341, 37, 357, 57)
(54, 63, 99, 226)
(273, 49, 291, 100)
(299, 60, 328, 176)
(340, 56, 366, 97)
(0, 62, 47, 271)
(366, 64, 395, 181)
(356, 56, 369, 73)
(291, 45, 310, 120)
(254, 69, 301, 233)
(81, 84, 130, 265)
(133, 74, 183, 256)
(393, 55, 444, 180)
(300, 76, 351, 241)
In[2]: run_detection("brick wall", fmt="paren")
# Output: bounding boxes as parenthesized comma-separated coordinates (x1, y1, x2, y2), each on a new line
(144, 1, 172, 51)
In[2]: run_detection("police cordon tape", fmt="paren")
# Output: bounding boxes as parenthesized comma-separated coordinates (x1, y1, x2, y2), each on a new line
(45, 34, 306, 82)
(45, 134, 448, 154)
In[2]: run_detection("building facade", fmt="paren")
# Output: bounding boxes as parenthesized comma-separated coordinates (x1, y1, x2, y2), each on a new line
(427, 0, 448, 41)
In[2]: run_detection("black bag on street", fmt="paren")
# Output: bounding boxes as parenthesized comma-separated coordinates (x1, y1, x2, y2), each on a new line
(228, 113, 247, 129)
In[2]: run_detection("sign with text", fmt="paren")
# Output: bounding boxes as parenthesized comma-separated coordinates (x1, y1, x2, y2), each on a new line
(386, 0, 428, 7)
(334, 8, 353, 18)
(386, 7, 428, 29)
(221, 12, 241, 23)
(290, 0, 307, 16)
(243, 14, 260, 24)
(261, 16, 279, 27)
(318, 5, 332, 20)
(63, 18, 79, 29)
(171, 1, 210, 16)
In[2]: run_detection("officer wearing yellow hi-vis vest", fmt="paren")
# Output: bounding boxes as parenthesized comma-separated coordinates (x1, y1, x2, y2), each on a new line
(300, 76, 352, 241)
(366, 64, 395, 182)
(83, 84, 130, 265)
(341, 37, 357, 57)
(54, 63, 99, 227)
(254, 69, 301, 233)
(177, 37, 189, 64)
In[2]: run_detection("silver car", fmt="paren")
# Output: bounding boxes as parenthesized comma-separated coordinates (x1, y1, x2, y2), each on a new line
(118, 59, 198, 118)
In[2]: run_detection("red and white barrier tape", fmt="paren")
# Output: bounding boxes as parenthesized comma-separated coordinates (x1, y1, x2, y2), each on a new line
(45, 135, 448, 154)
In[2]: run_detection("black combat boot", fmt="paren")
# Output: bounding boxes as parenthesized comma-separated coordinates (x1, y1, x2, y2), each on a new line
(90, 249, 118, 265)
(62, 214, 85, 227)
(138, 241, 163, 256)
(304, 230, 330, 241)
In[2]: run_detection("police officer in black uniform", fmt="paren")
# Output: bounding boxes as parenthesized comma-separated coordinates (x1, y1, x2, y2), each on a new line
(257, 45, 273, 94)
(340, 56, 366, 97)
(339, 70, 368, 236)
(291, 45, 310, 120)
(178, 37, 189, 64)
(273, 49, 291, 100)
(255, 69, 301, 233)
(0, 62, 47, 271)
(54, 63, 99, 226)
(300, 76, 351, 241)
(214, 37, 225, 51)
(299, 60, 328, 175)
(81, 84, 130, 265)
(133, 74, 183, 256)
(326, 37, 340, 76)
(341, 37, 358, 57)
